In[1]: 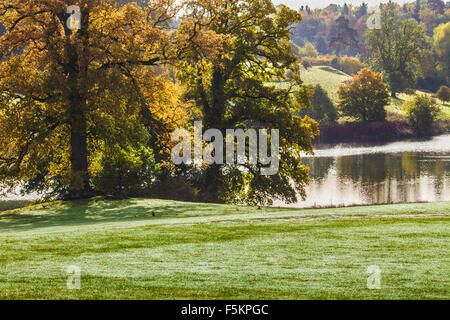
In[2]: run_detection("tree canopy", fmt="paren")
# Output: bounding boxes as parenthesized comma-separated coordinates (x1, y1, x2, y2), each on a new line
(300, 85, 337, 124)
(0, 0, 217, 199)
(0, 0, 319, 205)
(365, 10, 429, 97)
(433, 22, 450, 84)
(338, 68, 390, 122)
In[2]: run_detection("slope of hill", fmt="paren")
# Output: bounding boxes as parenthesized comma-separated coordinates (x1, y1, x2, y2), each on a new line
(298, 66, 449, 122)
(301, 66, 352, 103)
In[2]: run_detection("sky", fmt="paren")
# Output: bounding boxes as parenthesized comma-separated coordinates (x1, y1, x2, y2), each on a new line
(273, 0, 412, 9)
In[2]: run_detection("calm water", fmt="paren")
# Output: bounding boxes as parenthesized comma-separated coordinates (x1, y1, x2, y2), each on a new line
(2, 135, 450, 209)
(277, 134, 450, 208)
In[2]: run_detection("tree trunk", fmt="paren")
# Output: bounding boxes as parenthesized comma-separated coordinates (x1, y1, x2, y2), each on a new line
(68, 102, 92, 199)
(64, 24, 92, 199)
(203, 163, 222, 203)
(201, 68, 226, 202)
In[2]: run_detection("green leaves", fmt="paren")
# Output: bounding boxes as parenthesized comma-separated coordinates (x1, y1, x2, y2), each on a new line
(365, 10, 430, 96)
(177, 0, 318, 205)
(403, 94, 441, 137)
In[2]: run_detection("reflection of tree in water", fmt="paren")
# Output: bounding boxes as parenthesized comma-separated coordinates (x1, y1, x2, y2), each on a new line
(336, 154, 391, 184)
(334, 152, 450, 204)
(421, 153, 448, 198)
(401, 152, 419, 178)
(336, 154, 390, 204)
(303, 157, 335, 183)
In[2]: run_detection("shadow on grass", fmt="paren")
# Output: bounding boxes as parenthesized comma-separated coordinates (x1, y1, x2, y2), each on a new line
(0, 200, 32, 212)
(0, 198, 264, 233)
(317, 66, 348, 76)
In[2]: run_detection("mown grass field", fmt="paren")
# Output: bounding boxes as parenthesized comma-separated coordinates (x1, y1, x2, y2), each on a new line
(0, 198, 448, 300)
(301, 66, 351, 103)
(387, 93, 450, 120)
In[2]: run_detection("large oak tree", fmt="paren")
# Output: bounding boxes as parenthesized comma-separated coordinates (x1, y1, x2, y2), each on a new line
(178, 0, 319, 205)
(0, 0, 216, 199)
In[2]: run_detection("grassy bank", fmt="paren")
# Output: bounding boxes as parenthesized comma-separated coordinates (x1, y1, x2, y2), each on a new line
(0, 198, 448, 299)
(300, 66, 450, 120)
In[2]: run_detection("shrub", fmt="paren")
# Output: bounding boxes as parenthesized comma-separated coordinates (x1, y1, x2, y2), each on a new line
(152, 176, 200, 202)
(296, 43, 319, 58)
(91, 145, 161, 198)
(437, 85, 450, 102)
(331, 56, 340, 69)
(337, 68, 390, 122)
(301, 56, 332, 67)
(337, 56, 365, 75)
(403, 94, 441, 137)
(302, 42, 318, 57)
(300, 85, 337, 123)
(301, 60, 312, 70)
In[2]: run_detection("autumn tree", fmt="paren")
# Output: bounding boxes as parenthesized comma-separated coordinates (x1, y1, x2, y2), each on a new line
(315, 34, 329, 55)
(300, 42, 318, 57)
(0, 0, 214, 199)
(337, 68, 390, 122)
(428, 0, 445, 14)
(356, 2, 368, 19)
(329, 15, 359, 55)
(178, 0, 319, 205)
(365, 10, 429, 97)
(413, 0, 421, 22)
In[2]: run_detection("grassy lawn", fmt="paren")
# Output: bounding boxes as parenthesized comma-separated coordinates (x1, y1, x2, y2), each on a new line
(0, 198, 448, 300)
(269, 66, 351, 103)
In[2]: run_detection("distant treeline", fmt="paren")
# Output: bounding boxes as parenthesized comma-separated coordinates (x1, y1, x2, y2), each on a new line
(292, 0, 449, 55)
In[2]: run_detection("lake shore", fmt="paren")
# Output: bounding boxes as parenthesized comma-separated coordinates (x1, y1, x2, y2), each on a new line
(313, 120, 450, 145)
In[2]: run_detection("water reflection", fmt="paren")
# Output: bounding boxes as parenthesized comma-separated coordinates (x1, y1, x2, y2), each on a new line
(280, 135, 450, 208)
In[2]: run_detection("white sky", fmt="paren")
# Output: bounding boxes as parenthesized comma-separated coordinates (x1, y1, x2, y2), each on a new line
(273, 0, 412, 9)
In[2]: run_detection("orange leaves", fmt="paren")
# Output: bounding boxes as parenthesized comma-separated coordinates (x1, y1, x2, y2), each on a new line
(338, 68, 390, 122)
(0, 0, 197, 194)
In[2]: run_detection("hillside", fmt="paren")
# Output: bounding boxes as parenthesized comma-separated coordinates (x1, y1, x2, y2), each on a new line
(296, 66, 450, 121)
(0, 198, 449, 299)
(301, 66, 352, 103)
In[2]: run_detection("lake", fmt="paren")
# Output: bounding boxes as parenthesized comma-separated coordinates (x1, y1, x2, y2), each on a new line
(2, 135, 450, 210)
(277, 134, 450, 208)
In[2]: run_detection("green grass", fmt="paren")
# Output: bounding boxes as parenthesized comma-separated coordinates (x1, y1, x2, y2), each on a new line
(269, 66, 351, 103)
(300, 66, 351, 103)
(0, 198, 449, 300)
(386, 92, 450, 120)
